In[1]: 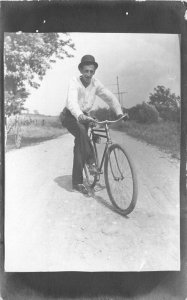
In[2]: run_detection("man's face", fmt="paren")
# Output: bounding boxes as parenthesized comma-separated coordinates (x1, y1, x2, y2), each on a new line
(80, 64, 96, 85)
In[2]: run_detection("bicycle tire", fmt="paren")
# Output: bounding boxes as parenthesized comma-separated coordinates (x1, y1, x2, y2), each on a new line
(84, 141, 99, 189)
(104, 143, 138, 215)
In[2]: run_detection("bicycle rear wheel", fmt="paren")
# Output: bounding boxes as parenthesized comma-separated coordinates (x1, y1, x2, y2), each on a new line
(104, 143, 138, 215)
(84, 141, 99, 189)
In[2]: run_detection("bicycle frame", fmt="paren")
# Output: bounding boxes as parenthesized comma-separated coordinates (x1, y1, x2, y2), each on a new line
(87, 113, 128, 176)
(90, 123, 112, 174)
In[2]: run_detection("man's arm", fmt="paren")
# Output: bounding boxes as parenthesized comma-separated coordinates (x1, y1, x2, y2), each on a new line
(66, 78, 83, 120)
(95, 79, 123, 116)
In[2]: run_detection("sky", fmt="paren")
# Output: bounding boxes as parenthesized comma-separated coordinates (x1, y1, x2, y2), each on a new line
(25, 33, 180, 116)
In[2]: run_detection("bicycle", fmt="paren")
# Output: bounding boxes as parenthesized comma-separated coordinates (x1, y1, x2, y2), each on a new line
(84, 114, 138, 216)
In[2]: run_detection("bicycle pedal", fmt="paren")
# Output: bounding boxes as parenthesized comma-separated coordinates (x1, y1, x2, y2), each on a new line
(89, 189, 95, 196)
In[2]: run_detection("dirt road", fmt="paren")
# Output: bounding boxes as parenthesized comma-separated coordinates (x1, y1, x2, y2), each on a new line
(5, 131, 180, 271)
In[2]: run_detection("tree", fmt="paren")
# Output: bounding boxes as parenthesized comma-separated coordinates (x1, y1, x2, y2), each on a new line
(128, 102, 159, 124)
(148, 85, 180, 121)
(4, 33, 75, 115)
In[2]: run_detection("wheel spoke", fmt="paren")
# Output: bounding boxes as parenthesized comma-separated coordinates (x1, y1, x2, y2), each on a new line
(104, 144, 138, 215)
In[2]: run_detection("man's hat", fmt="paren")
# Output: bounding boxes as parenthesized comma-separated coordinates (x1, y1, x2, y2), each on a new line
(78, 55, 98, 70)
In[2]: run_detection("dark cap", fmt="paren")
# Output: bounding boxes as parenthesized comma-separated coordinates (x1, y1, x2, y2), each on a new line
(78, 55, 98, 70)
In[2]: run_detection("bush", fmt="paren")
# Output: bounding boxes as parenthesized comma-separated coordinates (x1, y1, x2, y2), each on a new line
(128, 102, 159, 124)
(148, 85, 180, 122)
(159, 106, 180, 122)
(90, 107, 116, 121)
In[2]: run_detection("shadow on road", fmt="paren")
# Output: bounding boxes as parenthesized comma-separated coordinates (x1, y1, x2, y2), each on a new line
(54, 175, 72, 192)
(93, 193, 118, 213)
(88, 183, 128, 218)
(93, 193, 128, 218)
(54, 176, 128, 217)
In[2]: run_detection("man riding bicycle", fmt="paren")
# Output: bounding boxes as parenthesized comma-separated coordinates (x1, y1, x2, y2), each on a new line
(60, 55, 123, 195)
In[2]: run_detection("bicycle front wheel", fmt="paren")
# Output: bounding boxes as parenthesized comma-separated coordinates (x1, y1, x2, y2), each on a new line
(104, 143, 138, 215)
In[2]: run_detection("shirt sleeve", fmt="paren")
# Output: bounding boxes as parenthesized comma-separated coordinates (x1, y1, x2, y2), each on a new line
(66, 77, 83, 119)
(95, 79, 123, 116)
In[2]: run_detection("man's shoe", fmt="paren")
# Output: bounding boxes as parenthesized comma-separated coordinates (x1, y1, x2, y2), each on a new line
(72, 184, 89, 195)
(87, 163, 98, 176)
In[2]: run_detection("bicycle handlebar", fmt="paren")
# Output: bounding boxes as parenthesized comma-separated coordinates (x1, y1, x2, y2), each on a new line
(87, 113, 129, 126)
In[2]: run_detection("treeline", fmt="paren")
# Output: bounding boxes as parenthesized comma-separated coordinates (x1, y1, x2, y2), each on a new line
(92, 85, 180, 124)
(6, 114, 62, 131)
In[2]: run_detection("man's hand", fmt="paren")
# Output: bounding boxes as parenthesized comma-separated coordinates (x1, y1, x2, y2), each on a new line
(78, 114, 96, 125)
(78, 114, 89, 123)
(117, 114, 123, 119)
(117, 113, 129, 121)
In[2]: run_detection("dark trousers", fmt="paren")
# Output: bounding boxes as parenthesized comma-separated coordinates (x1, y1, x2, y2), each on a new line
(61, 108, 95, 186)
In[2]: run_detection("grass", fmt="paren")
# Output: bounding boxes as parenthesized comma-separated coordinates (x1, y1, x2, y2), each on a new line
(113, 120, 180, 159)
(6, 114, 67, 151)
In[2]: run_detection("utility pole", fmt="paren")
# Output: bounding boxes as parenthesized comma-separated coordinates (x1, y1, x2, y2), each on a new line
(105, 77, 127, 107)
(115, 76, 127, 107)
(116, 76, 121, 104)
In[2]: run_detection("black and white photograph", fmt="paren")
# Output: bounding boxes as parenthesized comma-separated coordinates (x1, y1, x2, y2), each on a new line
(4, 32, 180, 272)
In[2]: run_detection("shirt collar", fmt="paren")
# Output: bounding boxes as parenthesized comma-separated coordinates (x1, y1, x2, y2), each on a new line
(78, 76, 96, 88)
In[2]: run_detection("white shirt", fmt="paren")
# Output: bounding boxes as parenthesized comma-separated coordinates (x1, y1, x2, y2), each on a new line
(66, 76, 123, 119)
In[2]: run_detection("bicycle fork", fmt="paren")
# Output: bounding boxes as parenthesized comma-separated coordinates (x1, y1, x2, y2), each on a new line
(109, 148, 124, 182)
